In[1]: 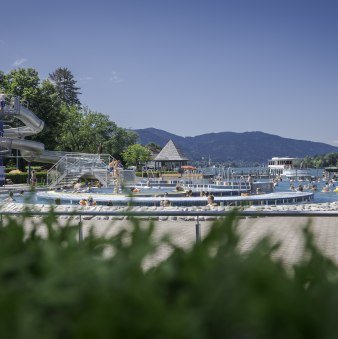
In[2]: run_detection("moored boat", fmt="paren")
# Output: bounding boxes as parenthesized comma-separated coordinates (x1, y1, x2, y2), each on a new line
(268, 157, 311, 179)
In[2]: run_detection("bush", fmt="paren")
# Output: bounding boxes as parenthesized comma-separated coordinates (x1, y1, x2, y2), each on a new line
(0, 211, 337, 338)
(5, 171, 47, 184)
(5, 172, 27, 184)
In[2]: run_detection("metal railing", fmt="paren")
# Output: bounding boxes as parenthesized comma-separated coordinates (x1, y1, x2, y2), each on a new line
(1, 209, 337, 244)
(4, 95, 27, 111)
(47, 153, 115, 188)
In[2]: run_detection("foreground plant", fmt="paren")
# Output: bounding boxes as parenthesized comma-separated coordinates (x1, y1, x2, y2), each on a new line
(0, 211, 337, 338)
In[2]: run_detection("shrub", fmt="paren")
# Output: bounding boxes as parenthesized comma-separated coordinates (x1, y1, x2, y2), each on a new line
(0, 211, 337, 337)
(5, 172, 27, 184)
(5, 171, 47, 184)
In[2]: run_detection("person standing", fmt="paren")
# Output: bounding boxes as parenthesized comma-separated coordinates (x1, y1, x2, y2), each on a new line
(0, 94, 5, 112)
(247, 174, 254, 192)
(31, 170, 37, 187)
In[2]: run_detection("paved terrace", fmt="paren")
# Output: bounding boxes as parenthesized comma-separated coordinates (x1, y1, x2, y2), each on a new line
(1, 200, 338, 268)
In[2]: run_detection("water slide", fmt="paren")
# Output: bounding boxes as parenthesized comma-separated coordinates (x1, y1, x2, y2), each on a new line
(0, 96, 63, 163)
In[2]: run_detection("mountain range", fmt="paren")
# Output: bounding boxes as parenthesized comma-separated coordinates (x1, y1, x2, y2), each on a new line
(134, 128, 338, 164)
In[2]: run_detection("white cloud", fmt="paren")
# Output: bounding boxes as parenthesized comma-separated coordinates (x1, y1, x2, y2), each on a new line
(78, 76, 93, 81)
(12, 58, 27, 67)
(331, 140, 338, 146)
(109, 71, 123, 84)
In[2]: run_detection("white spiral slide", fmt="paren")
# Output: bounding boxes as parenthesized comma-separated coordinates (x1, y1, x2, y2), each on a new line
(0, 97, 63, 163)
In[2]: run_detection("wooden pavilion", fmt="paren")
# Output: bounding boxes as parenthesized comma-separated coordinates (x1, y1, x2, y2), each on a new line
(153, 140, 189, 171)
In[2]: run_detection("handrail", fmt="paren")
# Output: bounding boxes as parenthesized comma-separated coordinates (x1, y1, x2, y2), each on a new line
(0, 209, 338, 243)
(1, 210, 338, 217)
(47, 153, 115, 188)
(1, 209, 337, 243)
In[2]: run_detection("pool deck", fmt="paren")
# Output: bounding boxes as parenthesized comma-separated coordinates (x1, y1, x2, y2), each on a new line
(0, 184, 47, 194)
(1, 186, 337, 268)
(1, 201, 338, 268)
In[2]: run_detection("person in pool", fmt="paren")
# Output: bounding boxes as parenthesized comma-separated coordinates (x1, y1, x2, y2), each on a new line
(207, 194, 217, 207)
(311, 184, 318, 192)
(87, 196, 96, 206)
(79, 199, 87, 206)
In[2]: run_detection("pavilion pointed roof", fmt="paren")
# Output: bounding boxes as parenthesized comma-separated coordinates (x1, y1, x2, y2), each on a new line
(154, 140, 189, 161)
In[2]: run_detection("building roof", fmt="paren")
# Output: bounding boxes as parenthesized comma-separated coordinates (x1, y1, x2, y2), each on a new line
(154, 140, 189, 161)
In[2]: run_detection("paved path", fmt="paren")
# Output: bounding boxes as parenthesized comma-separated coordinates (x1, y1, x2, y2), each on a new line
(10, 214, 338, 268)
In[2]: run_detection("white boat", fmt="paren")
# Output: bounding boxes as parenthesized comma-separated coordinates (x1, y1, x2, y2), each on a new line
(268, 157, 311, 179)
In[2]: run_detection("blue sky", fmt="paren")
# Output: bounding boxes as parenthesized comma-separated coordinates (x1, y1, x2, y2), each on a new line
(1, 0, 338, 146)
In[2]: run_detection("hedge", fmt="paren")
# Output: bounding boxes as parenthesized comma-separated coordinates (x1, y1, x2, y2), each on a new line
(5, 171, 47, 184)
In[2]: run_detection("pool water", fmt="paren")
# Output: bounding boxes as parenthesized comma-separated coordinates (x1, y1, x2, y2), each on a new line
(274, 179, 338, 203)
(1, 178, 337, 206)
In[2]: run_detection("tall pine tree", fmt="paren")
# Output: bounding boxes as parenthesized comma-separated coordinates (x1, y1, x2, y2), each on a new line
(49, 67, 81, 106)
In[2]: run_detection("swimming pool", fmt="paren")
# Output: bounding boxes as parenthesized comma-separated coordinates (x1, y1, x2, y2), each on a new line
(1, 178, 336, 207)
(274, 179, 338, 203)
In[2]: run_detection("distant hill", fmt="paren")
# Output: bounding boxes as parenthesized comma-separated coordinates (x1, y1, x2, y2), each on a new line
(134, 128, 338, 163)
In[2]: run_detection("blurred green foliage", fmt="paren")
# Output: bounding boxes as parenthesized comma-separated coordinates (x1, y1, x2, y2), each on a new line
(0, 211, 338, 338)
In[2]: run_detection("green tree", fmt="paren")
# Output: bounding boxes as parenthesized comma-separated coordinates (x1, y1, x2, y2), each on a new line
(0, 70, 6, 91)
(324, 153, 338, 167)
(109, 127, 138, 160)
(0, 68, 64, 151)
(31, 79, 65, 150)
(58, 105, 137, 157)
(122, 144, 152, 170)
(146, 142, 162, 154)
(303, 153, 338, 168)
(49, 67, 81, 106)
(1, 68, 40, 96)
(0, 67, 137, 160)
